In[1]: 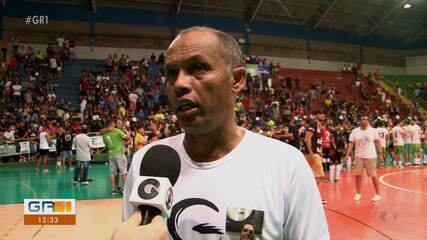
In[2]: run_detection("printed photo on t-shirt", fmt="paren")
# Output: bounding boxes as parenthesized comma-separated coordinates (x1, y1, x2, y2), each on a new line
(224, 207, 264, 240)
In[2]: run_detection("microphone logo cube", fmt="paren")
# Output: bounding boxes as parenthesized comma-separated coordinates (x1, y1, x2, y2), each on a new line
(130, 176, 173, 217)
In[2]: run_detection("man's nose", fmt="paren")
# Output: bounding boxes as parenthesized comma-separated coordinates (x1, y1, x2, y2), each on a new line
(173, 70, 191, 97)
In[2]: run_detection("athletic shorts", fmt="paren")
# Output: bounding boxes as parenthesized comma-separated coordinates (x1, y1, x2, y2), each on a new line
(305, 153, 324, 178)
(412, 144, 421, 153)
(39, 149, 49, 156)
(393, 145, 403, 154)
(423, 143, 427, 153)
(62, 150, 73, 158)
(404, 144, 412, 154)
(354, 157, 377, 177)
(330, 151, 342, 165)
(109, 154, 128, 176)
(322, 148, 330, 162)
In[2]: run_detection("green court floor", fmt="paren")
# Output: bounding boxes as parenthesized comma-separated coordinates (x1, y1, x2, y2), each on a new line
(0, 161, 122, 204)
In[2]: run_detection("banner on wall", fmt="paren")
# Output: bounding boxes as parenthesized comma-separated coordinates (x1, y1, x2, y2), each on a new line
(0, 141, 32, 157)
(245, 64, 272, 77)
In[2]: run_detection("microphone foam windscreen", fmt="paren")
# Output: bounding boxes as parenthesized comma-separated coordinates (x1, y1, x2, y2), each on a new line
(140, 144, 181, 186)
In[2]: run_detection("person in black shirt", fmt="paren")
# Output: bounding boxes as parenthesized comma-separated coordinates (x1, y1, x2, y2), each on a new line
(302, 111, 327, 204)
(285, 118, 300, 150)
(60, 125, 74, 169)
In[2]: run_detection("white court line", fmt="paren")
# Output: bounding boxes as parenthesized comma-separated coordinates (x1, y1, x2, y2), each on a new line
(379, 170, 427, 195)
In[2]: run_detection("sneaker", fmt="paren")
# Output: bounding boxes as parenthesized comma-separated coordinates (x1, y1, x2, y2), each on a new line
(42, 169, 49, 173)
(354, 193, 362, 201)
(111, 191, 118, 195)
(73, 180, 79, 185)
(372, 194, 381, 202)
(81, 181, 89, 185)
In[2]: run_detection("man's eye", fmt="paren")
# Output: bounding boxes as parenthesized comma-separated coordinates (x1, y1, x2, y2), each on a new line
(194, 63, 204, 72)
(191, 63, 208, 74)
(166, 70, 178, 81)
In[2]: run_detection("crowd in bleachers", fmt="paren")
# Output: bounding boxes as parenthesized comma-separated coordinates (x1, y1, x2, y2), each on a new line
(0, 35, 76, 147)
(0, 37, 425, 165)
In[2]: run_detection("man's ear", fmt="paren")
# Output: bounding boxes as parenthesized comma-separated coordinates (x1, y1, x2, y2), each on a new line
(231, 66, 246, 94)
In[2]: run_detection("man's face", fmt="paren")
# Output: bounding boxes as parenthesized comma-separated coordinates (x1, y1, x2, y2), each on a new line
(360, 116, 369, 128)
(317, 113, 326, 124)
(165, 30, 242, 134)
(116, 120, 123, 129)
(240, 224, 255, 240)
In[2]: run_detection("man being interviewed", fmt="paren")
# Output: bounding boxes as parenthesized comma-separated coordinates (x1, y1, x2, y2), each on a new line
(115, 26, 329, 240)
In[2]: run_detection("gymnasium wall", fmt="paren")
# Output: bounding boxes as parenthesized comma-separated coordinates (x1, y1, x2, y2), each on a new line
(406, 56, 427, 75)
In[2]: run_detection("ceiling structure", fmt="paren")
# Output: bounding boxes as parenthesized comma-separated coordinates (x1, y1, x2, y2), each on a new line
(43, 0, 427, 43)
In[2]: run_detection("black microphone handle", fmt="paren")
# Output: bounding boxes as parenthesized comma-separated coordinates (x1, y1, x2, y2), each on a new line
(138, 205, 162, 225)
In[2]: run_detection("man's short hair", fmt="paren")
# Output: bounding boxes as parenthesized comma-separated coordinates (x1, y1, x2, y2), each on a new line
(242, 222, 255, 233)
(175, 26, 243, 68)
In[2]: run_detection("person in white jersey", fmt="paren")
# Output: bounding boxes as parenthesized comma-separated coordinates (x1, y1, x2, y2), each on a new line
(376, 120, 388, 167)
(37, 123, 53, 173)
(345, 114, 384, 202)
(113, 26, 330, 240)
(392, 120, 406, 168)
(409, 119, 422, 166)
(403, 119, 413, 166)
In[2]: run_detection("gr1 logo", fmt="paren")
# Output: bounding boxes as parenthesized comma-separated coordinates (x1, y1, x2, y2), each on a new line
(138, 178, 160, 200)
(24, 199, 76, 225)
(24, 199, 75, 215)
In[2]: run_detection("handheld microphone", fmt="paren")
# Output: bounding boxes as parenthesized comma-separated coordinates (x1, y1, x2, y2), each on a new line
(129, 144, 181, 225)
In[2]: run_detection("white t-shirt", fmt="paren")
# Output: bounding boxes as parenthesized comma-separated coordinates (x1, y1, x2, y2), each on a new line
(376, 127, 388, 148)
(72, 134, 93, 161)
(12, 84, 22, 96)
(410, 124, 422, 144)
(50, 58, 57, 68)
(403, 125, 412, 144)
(4, 130, 15, 140)
(57, 37, 64, 47)
(349, 127, 379, 159)
(123, 129, 330, 240)
(39, 131, 50, 150)
(392, 126, 405, 146)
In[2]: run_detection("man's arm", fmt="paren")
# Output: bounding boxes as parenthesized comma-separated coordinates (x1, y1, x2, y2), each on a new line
(375, 139, 383, 161)
(345, 141, 354, 159)
(99, 126, 115, 134)
(305, 130, 314, 158)
(282, 151, 330, 239)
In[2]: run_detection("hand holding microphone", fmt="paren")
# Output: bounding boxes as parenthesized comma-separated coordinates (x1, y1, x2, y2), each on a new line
(111, 211, 168, 240)
(112, 144, 181, 239)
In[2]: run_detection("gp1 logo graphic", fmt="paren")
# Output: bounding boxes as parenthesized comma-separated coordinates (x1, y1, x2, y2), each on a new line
(138, 178, 161, 200)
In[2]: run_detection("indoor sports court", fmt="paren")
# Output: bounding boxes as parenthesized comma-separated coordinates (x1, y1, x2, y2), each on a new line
(1, 162, 426, 239)
(1, 0, 427, 239)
